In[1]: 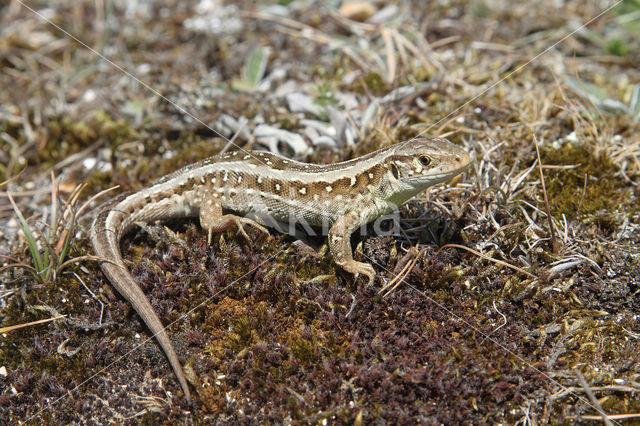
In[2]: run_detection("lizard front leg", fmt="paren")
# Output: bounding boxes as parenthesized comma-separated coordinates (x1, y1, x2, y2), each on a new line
(199, 197, 268, 244)
(329, 210, 376, 285)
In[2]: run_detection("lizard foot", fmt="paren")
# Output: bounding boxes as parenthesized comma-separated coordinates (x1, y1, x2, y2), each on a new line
(234, 217, 269, 241)
(205, 215, 270, 244)
(338, 260, 376, 286)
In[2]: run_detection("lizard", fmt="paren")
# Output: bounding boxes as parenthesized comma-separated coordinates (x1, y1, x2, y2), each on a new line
(90, 137, 471, 400)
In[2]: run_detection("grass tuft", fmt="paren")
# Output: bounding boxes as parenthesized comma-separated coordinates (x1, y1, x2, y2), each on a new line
(6, 172, 111, 283)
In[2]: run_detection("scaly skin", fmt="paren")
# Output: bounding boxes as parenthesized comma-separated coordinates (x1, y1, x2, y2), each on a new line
(90, 137, 471, 400)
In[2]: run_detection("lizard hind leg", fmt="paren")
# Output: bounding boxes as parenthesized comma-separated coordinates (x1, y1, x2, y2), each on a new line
(329, 210, 376, 285)
(199, 198, 269, 244)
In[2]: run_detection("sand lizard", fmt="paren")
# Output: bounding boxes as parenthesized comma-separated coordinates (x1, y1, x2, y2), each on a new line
(90, 137, 471, 400)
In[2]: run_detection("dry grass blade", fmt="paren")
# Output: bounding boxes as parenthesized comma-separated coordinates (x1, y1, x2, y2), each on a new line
(391, 29, 435, 73)
(50, 171, 59, 254)
(0, 262, 38, 275)
(57, 254, 121, 271)
(568, 414, 640, 421)
(51, 180, 88, 257)
(391, 29, 409, 69)
(531, 132, 559, 254)
(479, 299, 508, 345)
(0, 163, 27, 187)
(0, 254, 19, 262)
(380, 27, 396, 84)
(437, 243, 536, 279)
(243, 10, 369, 71)
(0, 315, 66, 334)
(76, 185, 119, 218)
(379, 248, 424, 297)
(61, 182, 87, 222)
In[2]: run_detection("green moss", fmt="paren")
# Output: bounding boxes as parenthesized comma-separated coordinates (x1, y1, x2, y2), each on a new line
(350, 72, 389, 97)
(44, 111, 137, 167)
(228, 315, 256, 351)
(541, 143, 626, 220)
(39, 355, 63, 373)
(290, 337, 316, 363)
(313, 81, 338, 108)
(605, 38, 630, 57)
(432, 288, 454, 302)
(406, 64, 433, 84)
(84, 169, 116, 196)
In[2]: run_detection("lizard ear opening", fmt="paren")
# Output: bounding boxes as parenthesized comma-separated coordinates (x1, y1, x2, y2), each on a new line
(390, 163, 399, 179)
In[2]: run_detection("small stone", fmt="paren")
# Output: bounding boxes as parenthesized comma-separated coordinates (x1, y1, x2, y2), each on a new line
(339, 1, 376, 22)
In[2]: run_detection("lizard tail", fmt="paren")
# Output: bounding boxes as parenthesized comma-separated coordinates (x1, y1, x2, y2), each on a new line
(90, 197, 192, 401)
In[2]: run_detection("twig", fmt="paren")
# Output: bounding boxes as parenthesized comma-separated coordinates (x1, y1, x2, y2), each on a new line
(551, 384, 640, 400)
(0, 262, 38, 274)
(437, 243, 536, 279)
(345, 294, 357, 318)
(480, 298, 507, 345)
(575, 369, 613, 426)
(73, 272, 104, 326)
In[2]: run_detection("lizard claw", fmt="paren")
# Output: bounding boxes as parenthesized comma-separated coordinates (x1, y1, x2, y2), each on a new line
(236, 222, 250, 240)
(202, 215, 269, 245)
(236, 217, 269, 240)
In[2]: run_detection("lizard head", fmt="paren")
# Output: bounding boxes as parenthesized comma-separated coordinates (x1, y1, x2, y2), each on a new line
(383, 137, 471, 206)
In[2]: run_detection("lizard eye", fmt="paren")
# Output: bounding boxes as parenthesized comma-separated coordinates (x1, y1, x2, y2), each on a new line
(418, 156, 431, 166)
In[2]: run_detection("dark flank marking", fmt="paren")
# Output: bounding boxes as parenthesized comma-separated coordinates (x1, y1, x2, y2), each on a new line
(365, 165, 381, 185)
(185, 177, 196, 189)
(334, 177, 351, 192)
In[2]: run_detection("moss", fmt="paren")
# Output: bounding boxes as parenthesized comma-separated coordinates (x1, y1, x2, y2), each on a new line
(313, 80, 338, 108)
(43, 111, 137, 167)
(3, 1, 640, 423)
(159, 138, 225, 175)
(605, 38, 630, 57)
(541, 143, 627, 220)
(290, 336, 316, 364)
(349, 72, 390, 97)
(228, 315, 257, 351)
